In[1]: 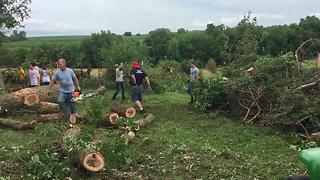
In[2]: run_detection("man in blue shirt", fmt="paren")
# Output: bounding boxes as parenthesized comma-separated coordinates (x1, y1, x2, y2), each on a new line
(48, 59, 81, 117)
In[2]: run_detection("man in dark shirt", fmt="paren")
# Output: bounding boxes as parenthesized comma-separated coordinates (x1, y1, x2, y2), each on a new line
(130, 61, 152, 113)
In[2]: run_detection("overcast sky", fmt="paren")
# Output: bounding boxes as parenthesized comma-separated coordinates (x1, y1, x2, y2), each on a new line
(24, 0, 320, 37)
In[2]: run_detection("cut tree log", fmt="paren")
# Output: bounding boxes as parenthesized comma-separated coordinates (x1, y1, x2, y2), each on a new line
(13, 85, 59, 103)
(111, 103, 136, 118)
(135, 113, 155, 131)
(58, 126, 105, 173)
(0, 118, 36, 131)
(79, 149, 105, 172)
(26, 101, 60, 114)
(38, 113, 64, 123)
(0, 91, 40, 114)
(102, 112, 119, 126)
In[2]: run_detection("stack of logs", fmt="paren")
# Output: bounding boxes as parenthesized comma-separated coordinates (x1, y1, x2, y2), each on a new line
(0, 85, 60, 130)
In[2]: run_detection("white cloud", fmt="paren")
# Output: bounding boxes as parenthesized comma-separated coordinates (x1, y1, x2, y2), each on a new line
(23, 0, 320, 36)
(192, 20, 214, 28)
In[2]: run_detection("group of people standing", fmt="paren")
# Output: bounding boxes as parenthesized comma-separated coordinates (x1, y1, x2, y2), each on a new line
(15, 58, 198, 120)
(111, 61, 152, 113)
(18, 62, 52, 88)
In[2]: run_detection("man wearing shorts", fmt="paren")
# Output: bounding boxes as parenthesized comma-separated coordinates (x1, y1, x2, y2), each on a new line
(130, 61, 151, 113)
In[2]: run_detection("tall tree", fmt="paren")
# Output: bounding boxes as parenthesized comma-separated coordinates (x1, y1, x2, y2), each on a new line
(144, 28, 173, 63)
(0, 0, 31, 45)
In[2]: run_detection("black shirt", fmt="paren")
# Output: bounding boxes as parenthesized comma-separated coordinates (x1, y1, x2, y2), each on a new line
(130, 68, 147, 86)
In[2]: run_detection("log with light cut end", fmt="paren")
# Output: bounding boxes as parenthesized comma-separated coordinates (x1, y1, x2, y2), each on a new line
(103, 112, 119, 126)
(69, 114, 77, 124)
(59, 127, 105, 173)
(111, 103, 136, 118)
(0, 90, 40, 114)
(38, 113, 64, 123)
(79, 149, 105, 172)
(23, 93, 40, 106)
(12, 85, 59, 102)
(0, 118, 37, 131)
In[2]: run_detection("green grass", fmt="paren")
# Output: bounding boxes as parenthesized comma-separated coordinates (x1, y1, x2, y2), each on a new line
(0, 91, 306, 179)
(3, 34, 148, 49)
(3, 35, 90, 49)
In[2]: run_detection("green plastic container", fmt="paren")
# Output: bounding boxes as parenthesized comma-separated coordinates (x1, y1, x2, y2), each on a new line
(299, 147, 320, 180)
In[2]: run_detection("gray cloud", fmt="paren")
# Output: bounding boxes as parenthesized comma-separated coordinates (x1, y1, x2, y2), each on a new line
(24, 0, 320, 36)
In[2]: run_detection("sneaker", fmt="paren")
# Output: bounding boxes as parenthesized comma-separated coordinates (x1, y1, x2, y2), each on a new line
(139, 108, 146, 114)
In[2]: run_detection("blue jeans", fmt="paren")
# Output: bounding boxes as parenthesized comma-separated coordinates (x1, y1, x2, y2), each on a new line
(112, 81, 125, 100)
(57, 91, 77, 117)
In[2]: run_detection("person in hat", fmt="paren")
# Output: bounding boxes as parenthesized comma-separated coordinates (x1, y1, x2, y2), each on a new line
(112, 63, 125, 101)
(130, 61, 151, 113)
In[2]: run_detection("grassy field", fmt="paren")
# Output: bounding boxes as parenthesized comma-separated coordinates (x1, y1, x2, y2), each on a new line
(3, 34, 148, 49)
(3, 35, 90, 49)
(0, 90, 306, 179)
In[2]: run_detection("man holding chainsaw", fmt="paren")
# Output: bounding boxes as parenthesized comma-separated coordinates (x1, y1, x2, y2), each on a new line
(48, 58, 81, 117)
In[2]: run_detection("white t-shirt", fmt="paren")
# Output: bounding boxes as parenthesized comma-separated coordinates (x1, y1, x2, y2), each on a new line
(41, 70, 51, 83)
(29, 69, 40, 86)
(190, 67, 199, 81)
(115, 68, 124, 82)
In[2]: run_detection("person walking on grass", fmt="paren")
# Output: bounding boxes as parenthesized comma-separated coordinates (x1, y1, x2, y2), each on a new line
(48, 58, 81, 118)
(112, 63, 125, 101)
(28, 63, 40, 87)
(188, 60, 200, 104)
(130, 61, 151, 113)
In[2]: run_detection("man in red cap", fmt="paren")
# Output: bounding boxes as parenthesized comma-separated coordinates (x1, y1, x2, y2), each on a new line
(130, 61, 151, 113)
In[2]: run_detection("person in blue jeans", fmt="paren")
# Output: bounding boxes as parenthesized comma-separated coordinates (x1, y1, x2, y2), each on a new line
(48, 58, 81, 117)
(112, 63, 125, 101)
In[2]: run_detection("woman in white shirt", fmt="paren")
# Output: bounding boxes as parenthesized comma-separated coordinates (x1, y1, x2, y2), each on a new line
(41, 66, 51, 85)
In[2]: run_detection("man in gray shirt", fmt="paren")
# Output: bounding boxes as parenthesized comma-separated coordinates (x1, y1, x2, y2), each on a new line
(48, 59, 81, 117)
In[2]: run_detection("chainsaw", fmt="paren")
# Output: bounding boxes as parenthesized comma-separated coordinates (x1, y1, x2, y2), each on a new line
(71, 89, 84, 102)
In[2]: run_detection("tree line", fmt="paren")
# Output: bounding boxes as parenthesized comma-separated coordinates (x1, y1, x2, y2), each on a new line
(1, 14, 320, 68)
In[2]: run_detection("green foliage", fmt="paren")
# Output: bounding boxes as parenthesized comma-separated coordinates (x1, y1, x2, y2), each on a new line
(26, 148, 70, 179)
(194, 72, 227, 111)
(144, 28, 173, 63)
(206, 58, 217, 73)
(7, 30, 27, 41)
(0, 0, 31, 30)
(100, 137, 133, 169)
(195, 52, 320, 132)
(100, 38, 148, 67)
(85, 96, 108, 122)
(143, 60, 187, 93)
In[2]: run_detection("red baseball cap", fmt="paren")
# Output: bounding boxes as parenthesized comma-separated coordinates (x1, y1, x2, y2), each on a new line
(131, 61, 139, 68)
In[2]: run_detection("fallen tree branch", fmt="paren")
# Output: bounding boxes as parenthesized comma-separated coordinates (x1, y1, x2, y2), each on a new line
(295, 116, 310, 138)
(297, 79, 320, 90)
